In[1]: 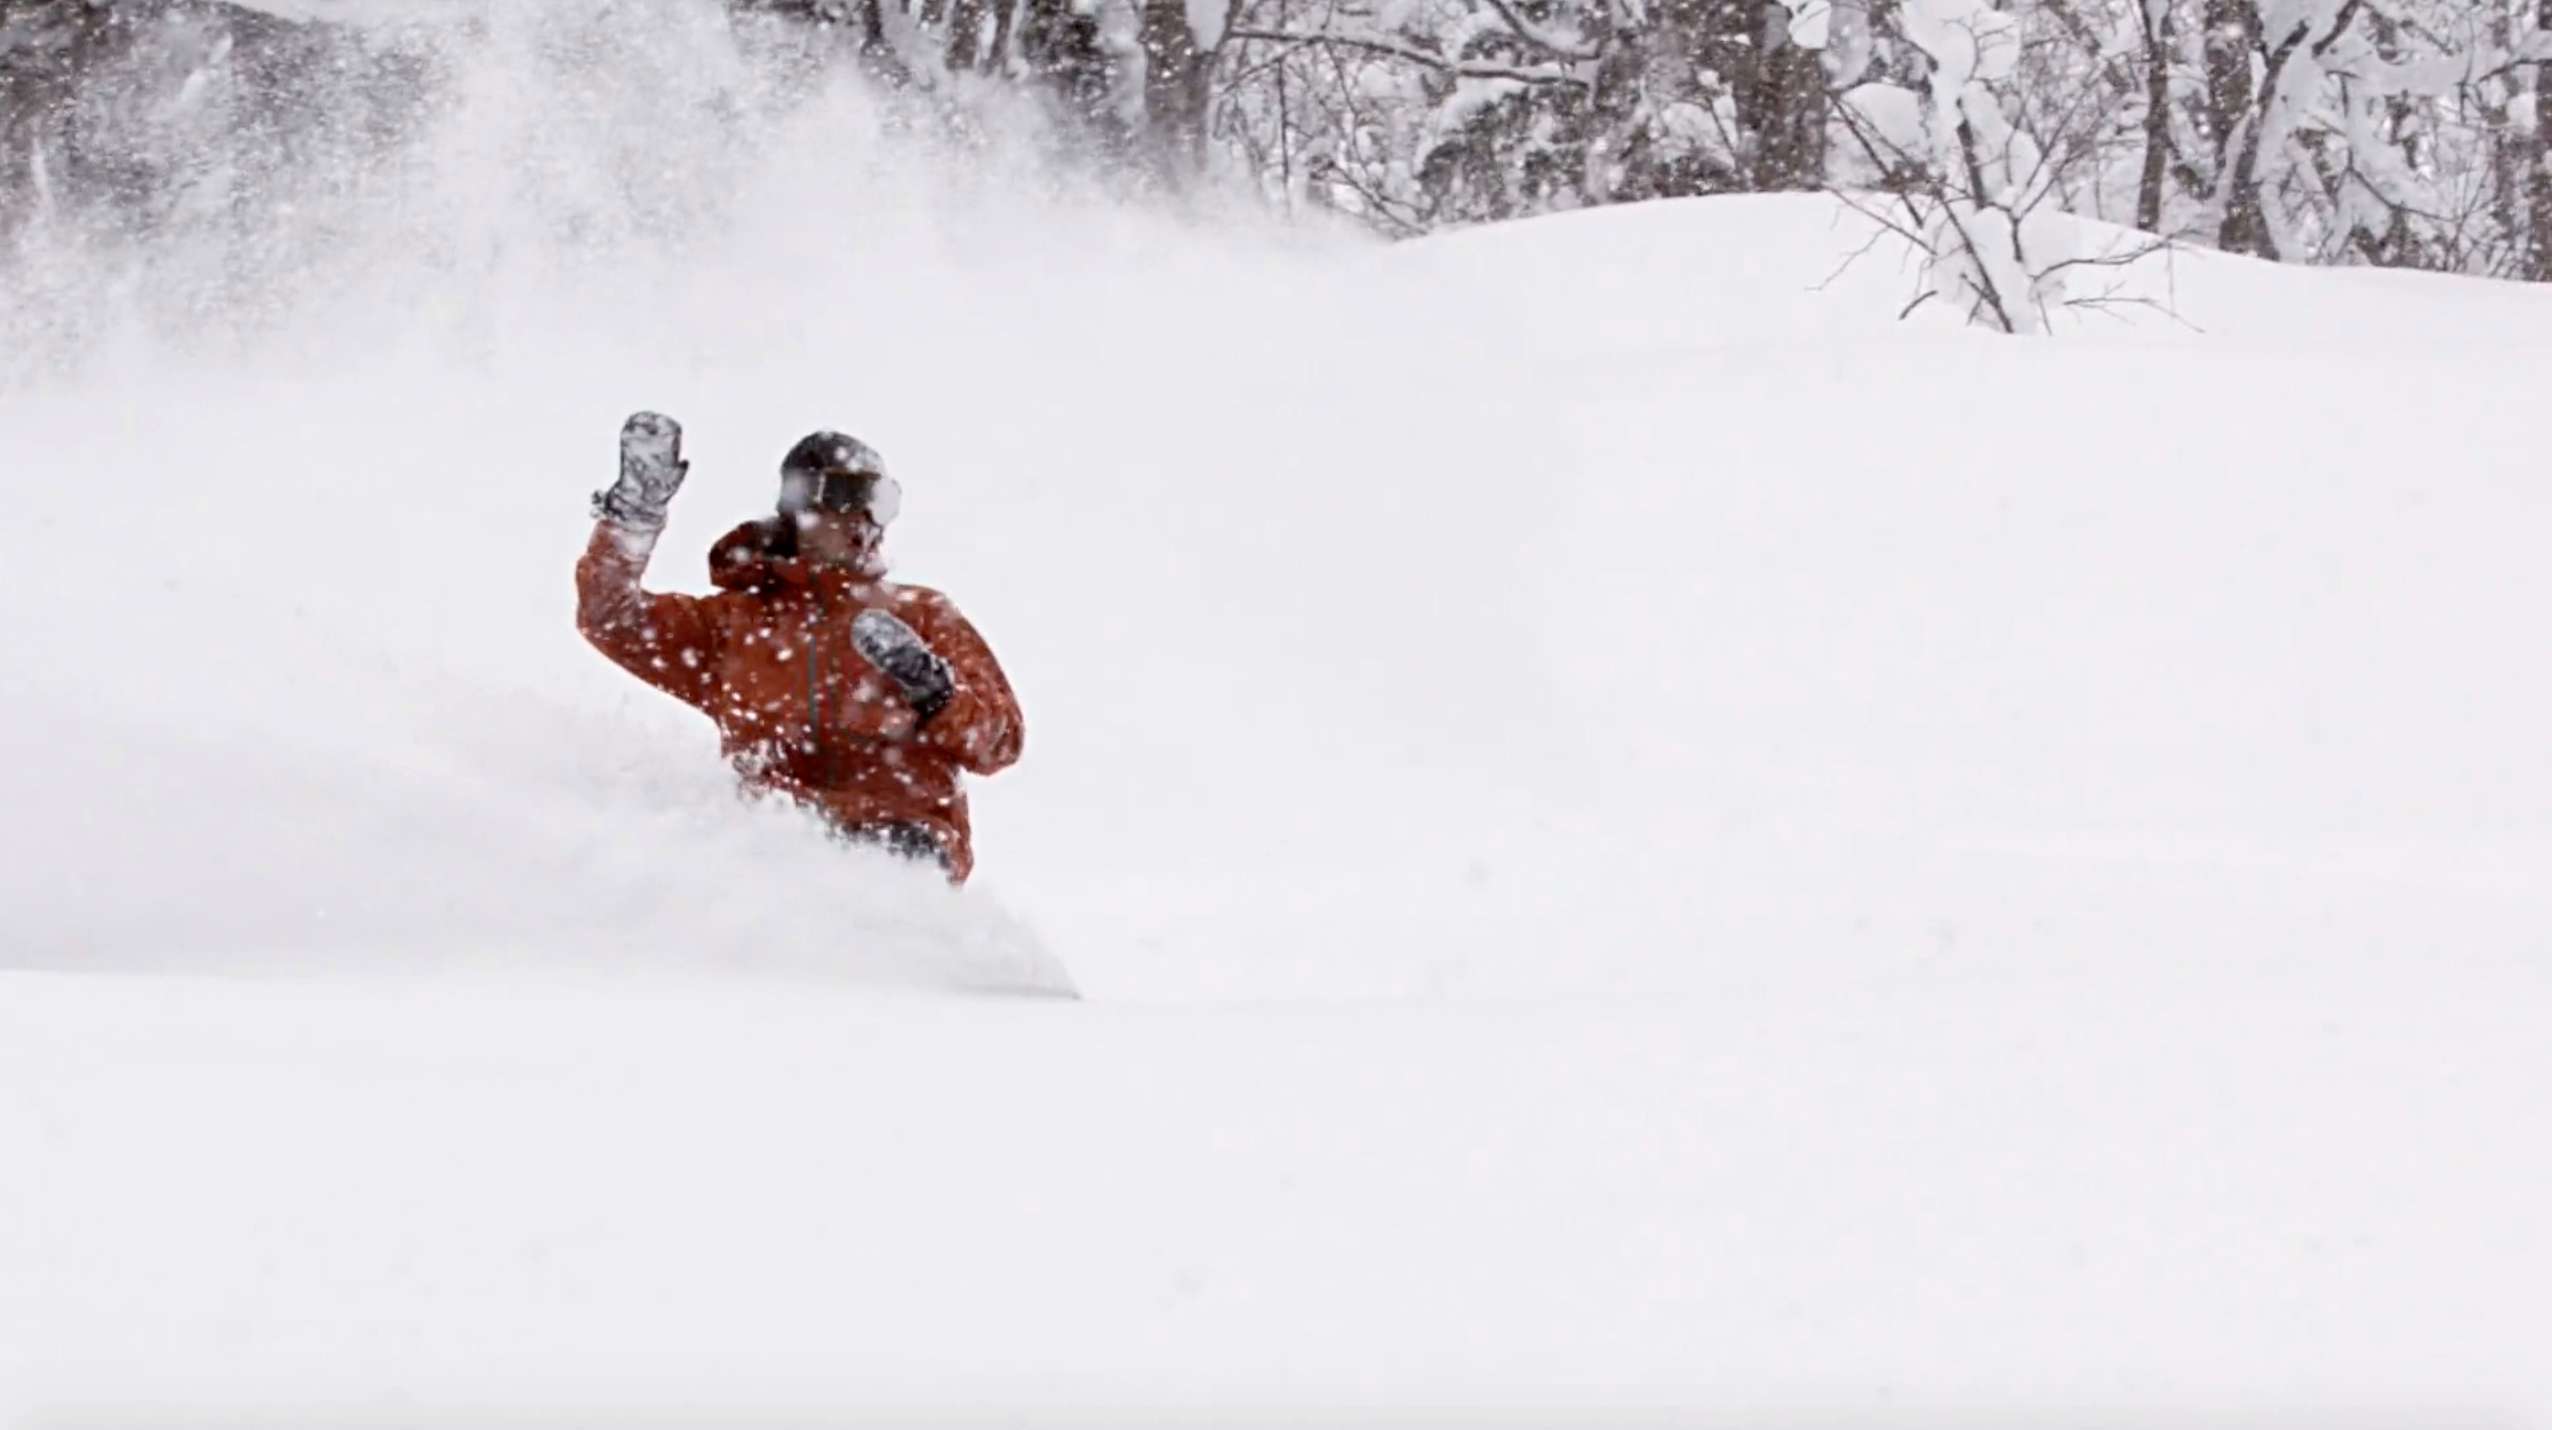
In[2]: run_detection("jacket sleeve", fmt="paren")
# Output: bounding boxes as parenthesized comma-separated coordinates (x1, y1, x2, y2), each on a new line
(905, 590, 1024, 774)
(575, 521, 720, 708)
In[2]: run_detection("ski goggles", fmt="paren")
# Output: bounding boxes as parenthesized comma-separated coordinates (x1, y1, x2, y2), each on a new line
(780, 468, 901, 524)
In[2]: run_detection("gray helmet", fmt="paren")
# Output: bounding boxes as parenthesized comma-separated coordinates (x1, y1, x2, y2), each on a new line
(778, 430, 897, 522)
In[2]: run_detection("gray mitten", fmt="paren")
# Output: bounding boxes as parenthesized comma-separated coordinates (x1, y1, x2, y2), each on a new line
(852, 608, 955, 725)
(593, 411, 689, 531)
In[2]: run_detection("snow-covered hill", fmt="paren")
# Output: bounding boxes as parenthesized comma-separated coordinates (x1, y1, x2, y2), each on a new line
(4, 9, 2549, 1422)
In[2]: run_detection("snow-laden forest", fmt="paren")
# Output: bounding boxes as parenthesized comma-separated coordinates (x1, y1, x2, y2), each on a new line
(9, 0, 2552, 308)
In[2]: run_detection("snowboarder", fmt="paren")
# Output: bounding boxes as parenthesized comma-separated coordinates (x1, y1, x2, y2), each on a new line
(577, 412, 1024, 882)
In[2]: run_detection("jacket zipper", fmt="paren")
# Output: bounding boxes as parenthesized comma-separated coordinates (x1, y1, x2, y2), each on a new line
(806, 601, 825, 782)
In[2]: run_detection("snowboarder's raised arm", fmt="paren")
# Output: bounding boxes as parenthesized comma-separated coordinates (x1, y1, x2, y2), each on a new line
(575, 412, 719, 707)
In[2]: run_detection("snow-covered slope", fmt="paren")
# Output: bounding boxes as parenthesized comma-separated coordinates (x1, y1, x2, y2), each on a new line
(4, 9, 2549, 1421)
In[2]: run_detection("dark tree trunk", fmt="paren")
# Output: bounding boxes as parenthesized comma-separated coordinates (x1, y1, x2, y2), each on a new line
(2531, 0, 2552, 279)
(1750, 2, 1827, 190)
(1, 0, 115, 225)
(2200, 0, 2257, 178)
(943, 0, 986, 72)
(854, 0, 908, 80)
(2215, 0, 2357, 260)
(2136, 0, 2174, 231)
(2214, 8, 2289, 259)
(984, 0, 1017, 71)
(1138, 0, 1216, 181)
(1020, 0, 1123, 151)
(1718, 0, 1824, 191)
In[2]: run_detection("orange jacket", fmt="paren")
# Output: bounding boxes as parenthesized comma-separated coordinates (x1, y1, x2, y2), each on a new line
(576, 517, 1024, 881)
